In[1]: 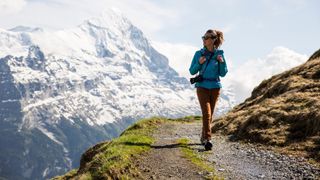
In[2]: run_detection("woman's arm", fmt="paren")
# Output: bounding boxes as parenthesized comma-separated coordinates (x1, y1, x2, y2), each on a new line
(189, 51, 202, 75)
(217, 50, 228, 77)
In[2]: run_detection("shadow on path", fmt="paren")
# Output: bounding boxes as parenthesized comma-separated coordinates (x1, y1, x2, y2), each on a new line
(121, 141, 202, 149)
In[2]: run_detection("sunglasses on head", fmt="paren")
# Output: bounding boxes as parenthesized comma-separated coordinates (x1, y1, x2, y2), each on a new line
(202, 35, 217, 40)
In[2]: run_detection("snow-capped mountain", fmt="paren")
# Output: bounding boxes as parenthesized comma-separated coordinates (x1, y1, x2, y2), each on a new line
(0, 9, 235, 180)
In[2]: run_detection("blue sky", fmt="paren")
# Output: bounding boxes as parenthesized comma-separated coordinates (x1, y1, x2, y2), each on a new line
(0, 0, 319, 102)
(1, 0, 319, 61)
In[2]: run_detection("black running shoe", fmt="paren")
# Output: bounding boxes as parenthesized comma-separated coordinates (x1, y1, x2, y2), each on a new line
(204, 140, 213, 151)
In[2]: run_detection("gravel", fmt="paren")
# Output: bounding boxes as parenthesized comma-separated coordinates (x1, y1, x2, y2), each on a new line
(135, 121, 320, 179)
(175, 122, 320, 180)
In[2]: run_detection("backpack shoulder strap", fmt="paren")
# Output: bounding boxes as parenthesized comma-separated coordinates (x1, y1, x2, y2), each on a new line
(200, 51, 215, 75)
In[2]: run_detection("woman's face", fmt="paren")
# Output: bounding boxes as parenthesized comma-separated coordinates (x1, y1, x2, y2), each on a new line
(202, 33, 215, 47)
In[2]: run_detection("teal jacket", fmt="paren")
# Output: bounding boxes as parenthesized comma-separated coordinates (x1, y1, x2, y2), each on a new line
(189, 48, 228, 89)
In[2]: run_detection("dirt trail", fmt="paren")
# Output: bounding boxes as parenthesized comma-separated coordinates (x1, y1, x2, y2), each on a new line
(135, 121, 320, 179)
(135, 122, 205, 179)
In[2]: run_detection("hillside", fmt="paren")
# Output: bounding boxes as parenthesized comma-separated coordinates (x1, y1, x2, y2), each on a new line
(54, 117, 319, 179)
(212, 49, 320, 161)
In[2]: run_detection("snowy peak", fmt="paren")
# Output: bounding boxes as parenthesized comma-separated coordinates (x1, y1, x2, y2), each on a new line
(78, 9, 171, 78)
(80, 9, 151, 58)
(82, 8, 131, 32)
(0, 9, 159, 68)
(1, 8, 202, 128)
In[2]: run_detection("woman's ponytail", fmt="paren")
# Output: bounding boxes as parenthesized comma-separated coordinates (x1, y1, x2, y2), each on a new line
(213, 30, 224, 49)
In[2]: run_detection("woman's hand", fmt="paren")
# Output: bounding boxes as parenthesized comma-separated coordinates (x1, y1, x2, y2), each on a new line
(199, 56, 206, 64)
(217, 55, 224, 63)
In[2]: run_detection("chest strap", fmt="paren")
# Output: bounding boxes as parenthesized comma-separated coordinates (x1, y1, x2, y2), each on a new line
(203, 77, 220, 82)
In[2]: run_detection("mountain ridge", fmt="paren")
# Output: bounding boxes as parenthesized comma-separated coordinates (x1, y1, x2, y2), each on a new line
(0, 9, 235, 180)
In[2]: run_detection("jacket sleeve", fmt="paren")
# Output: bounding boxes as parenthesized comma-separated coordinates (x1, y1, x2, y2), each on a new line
(189, 51, 202, 75)
(218, 50, 228, 77)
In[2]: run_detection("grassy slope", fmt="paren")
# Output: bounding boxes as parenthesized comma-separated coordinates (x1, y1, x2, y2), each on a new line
(53, 116, 208, 179)
(212, 50, 320, 163)
(53, 117, 165, 179)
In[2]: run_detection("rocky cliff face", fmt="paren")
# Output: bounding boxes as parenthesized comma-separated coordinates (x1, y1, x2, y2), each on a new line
(0, 9, 235, 180)
(213, 49, 320, 161)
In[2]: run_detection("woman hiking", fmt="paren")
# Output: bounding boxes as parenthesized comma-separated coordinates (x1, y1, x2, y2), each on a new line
(189, 29, 228, 150)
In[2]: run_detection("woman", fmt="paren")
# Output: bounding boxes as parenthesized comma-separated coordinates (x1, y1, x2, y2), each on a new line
(189, 29, 228, 150)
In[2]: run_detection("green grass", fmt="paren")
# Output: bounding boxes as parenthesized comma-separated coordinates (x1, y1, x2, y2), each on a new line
(177, 138, 223, 180)
(54, 116, 206, 179)
(90, 117, 165, 179)
(54, 117, 165, 179)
